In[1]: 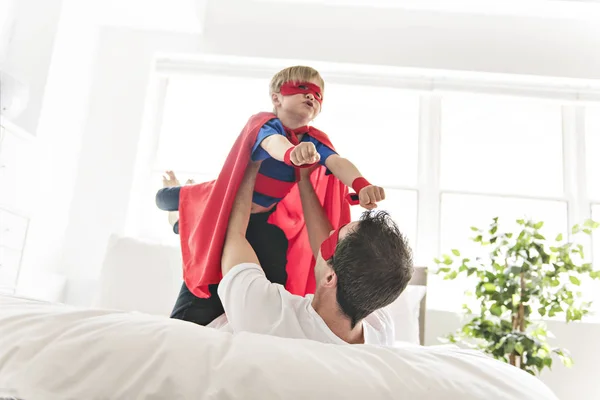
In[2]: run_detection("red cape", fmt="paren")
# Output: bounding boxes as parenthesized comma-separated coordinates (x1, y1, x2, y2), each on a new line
(178, 112, 351, 298)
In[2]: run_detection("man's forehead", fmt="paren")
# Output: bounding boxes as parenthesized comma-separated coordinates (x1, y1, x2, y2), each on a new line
(339, 221, 359, 240)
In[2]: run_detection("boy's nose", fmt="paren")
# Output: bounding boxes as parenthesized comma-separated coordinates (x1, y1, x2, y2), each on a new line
(305, 93, 314, 99)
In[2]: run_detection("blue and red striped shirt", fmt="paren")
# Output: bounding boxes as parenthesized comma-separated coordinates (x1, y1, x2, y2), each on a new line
(251, 119, 337, 207)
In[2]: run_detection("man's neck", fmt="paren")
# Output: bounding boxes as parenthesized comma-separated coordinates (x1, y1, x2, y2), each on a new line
(311, 296, 364, 344)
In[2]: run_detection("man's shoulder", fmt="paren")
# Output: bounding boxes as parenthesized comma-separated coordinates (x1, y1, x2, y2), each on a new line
(222, 262, 263, 279)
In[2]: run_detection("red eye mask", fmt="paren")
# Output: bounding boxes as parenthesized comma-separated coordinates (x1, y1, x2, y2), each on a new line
(320, 224, 347, 261)
(280, 81, 323, 104)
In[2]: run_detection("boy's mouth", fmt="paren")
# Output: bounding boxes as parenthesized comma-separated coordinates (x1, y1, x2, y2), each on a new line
(304, 100, 314, 108)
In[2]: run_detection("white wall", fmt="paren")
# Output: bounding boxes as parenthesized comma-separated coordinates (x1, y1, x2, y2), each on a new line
(18, 0, 200, 304)
(55, 27, 198, 304)
(2, 0, 63, 134)
(203, 0, 600, 80)
(426, 310, 600, 400)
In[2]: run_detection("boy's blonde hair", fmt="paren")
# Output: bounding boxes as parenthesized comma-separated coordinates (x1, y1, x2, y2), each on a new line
(269, 66, 325, 95)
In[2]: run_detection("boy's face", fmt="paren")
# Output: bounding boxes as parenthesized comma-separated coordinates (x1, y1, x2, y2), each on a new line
(272, 77, 323, 123)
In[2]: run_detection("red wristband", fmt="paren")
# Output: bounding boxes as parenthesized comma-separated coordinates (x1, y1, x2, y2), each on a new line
(283, 147, 295, 166)
(351, 177, 371, 194)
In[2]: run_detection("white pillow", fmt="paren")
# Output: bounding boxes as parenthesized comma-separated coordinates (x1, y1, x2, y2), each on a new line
(92, 234, 183, 316)
(386, 285, 427, 345)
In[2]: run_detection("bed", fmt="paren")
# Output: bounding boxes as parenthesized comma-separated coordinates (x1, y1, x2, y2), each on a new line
(0, 294, 557, 400)
(0, 236, 558, 399)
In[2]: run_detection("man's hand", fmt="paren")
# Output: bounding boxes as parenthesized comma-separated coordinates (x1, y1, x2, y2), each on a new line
(291, 142, 320, 166)
(298, 164, 320, 181)
(359, 185, 386, 210)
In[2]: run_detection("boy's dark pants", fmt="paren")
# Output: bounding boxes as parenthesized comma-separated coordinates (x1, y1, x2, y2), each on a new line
(156, 187, 288, 326)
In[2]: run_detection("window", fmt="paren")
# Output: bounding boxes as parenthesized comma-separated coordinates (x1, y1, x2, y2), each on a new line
(440, 95, 564, 197)
(586, 106, 600, 201)
(593, 205, 600, 269)
(138, 57, 600, 316)
(316, 84, 419, 187)
(155, 74, 272, 178)
(430, 194, 568, 310)
(350, 189, 418, 250)
(145, 72, 420, 244)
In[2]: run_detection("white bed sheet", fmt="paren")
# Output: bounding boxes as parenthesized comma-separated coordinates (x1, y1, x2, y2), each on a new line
(0, 295, 558, 400)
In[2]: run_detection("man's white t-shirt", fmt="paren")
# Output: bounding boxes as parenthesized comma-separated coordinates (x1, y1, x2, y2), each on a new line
(206, 263, 395, 346)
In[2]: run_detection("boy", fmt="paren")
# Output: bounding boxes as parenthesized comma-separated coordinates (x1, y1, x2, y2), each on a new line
(156, 66, 385, 326)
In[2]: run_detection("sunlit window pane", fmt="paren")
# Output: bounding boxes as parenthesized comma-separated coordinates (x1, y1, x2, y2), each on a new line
(429, 193, 568, 311)
(316, 84, 419, 187)
(586, 107, 600, 201)
(156, 74, 272, 176)
(440, 94, 564, 197)
(593, 205, 600, 270)
(351, 189, 418, 252)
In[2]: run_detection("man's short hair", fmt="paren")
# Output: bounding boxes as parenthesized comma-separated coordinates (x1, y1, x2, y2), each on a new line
(331, 211, 414, 328)
(269, 66, 325, 95)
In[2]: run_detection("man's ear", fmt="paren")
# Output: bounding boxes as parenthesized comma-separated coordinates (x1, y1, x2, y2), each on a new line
(323, 269, 337, 288)
(271, 92, 282, 108)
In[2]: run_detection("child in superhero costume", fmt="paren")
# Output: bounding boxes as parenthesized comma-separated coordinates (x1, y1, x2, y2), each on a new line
(156, 66, 385, 326)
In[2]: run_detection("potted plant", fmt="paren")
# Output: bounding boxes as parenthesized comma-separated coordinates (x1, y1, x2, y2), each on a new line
(435, 217, 600, 375)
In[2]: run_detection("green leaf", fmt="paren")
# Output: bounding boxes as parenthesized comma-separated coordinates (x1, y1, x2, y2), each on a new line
(590, 270, 600, 279)
(549, 304, 563, 317)
(538, 307, 546, 316)
(517, 219, 525, 225)
(534, 221, 544, 229)
(515, 342, 525, 355)
(483, 283, 497, 293)
(569, 276, 581, 286)
(470, 226, 479, 232)
(534, 233, 545, 240)
(555, 233, 563, 242)
(505, 339, 515, 355)
(490, 304, 503, 316)
(572, 224, 580, 234)
(509, 266, 522, 275)
(452, 249, 461, 256)
(562, 357, 574, 368)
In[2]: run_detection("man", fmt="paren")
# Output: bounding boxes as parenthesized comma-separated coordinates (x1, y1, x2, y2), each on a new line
(210, 161, 414, 345)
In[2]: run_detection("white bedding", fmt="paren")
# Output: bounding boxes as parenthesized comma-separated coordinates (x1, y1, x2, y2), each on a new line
(0, 295, 558, 400)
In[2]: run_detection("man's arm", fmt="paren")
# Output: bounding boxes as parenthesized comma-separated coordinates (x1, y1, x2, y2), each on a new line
(218, 160, 288, 334)
(298, 168, 334, 258)
(221, 161, 261, 276)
